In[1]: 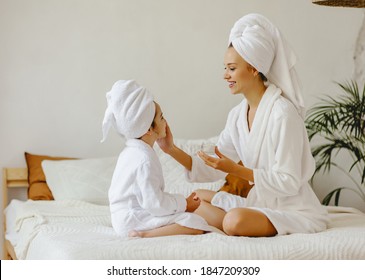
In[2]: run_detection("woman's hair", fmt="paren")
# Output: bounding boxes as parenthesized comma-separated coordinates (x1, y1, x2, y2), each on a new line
(228, 43, 268, 82)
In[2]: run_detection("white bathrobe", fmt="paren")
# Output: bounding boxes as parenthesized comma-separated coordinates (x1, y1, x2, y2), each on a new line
(109, 139, 212, 237)
(187, 84, 328, 235)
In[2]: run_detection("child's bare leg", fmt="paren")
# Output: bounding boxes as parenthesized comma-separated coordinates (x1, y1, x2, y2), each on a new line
(194, 189, 217, 203)
(129, 224, 204, 238)
(194, 201, 226, 231)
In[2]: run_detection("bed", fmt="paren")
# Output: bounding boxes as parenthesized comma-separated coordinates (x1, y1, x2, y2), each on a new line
(3, 137, 365, 260)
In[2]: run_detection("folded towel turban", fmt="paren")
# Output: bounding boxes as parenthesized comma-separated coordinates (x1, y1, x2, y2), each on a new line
(101, 80, 155, 141)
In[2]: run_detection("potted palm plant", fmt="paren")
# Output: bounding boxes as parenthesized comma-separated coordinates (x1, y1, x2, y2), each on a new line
(305, 81, 365, 206)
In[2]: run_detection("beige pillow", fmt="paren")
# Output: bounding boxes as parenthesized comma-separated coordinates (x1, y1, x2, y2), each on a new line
(24, 152, 74, 200)
(218, 161, 253, 198)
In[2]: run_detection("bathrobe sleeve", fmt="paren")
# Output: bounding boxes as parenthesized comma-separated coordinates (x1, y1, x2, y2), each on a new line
(134, 161, 187, 216)
(253, 109, 308, 197)
(186, 107, 241, 183)
(186, 155, 227, 183)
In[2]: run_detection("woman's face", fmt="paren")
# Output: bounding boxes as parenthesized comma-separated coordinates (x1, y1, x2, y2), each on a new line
(151, 102, 167, 139)
(223, 47, 256, 95)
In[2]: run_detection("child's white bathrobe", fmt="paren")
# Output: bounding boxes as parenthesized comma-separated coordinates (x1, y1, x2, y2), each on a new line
(187, 84, 329, 235)
(109, 139, 212, 237)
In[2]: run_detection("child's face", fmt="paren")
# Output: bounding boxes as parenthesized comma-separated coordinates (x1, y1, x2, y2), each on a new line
(152, 103, 167, 139)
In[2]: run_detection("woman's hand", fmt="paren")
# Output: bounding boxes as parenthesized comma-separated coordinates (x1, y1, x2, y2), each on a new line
(198, 146, 239, 174)
(156, 123, 174, 154)
(185, 192, 201, 212)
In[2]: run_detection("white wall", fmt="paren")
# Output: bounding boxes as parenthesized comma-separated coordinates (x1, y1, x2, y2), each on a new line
(0, 0, 363, 258)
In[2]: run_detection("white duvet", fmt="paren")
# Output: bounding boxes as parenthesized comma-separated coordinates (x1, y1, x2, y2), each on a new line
(5, 199, 365, 260)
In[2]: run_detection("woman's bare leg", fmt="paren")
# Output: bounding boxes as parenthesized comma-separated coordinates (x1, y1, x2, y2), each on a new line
(129, 224, 204, 238)
(194, 201, 226, 231)
(223, 208, 277, 237)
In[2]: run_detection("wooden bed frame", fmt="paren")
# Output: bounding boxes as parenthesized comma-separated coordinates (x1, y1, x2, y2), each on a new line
(2, 168, 28, 260)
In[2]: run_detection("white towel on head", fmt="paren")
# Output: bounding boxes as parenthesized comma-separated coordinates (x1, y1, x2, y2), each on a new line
(101, 80, 155, 141)
(231, 24, 275, 76)
(229, 13, 305, 118)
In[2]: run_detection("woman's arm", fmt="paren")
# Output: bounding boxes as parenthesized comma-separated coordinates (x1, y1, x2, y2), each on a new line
(157, 123, 192, 170)
(157, 122, 232, 182)
(168, 144, 192, 171)
(198, 147, 254, 183)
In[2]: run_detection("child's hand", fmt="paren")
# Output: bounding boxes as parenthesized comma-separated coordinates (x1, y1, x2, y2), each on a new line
(185, 192, 201, 212)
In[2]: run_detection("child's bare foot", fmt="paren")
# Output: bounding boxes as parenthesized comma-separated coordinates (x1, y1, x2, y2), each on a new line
(128, 230, 142, 238)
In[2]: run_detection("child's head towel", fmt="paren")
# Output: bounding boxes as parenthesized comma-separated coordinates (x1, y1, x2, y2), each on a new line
(101, 80, 155, 141)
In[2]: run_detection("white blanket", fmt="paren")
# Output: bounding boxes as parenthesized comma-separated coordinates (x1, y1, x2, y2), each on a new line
(5, 199, 365, 260)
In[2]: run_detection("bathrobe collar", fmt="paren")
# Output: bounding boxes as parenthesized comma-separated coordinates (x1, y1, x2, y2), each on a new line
(239, 83, 281, 167)
(125, 139, 155, 155)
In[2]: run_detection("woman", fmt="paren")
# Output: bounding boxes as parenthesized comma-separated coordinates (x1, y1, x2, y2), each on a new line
(157, 13, 328, 237)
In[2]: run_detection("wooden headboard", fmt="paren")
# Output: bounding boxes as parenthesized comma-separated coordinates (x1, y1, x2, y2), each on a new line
(2, 168, 28, 260)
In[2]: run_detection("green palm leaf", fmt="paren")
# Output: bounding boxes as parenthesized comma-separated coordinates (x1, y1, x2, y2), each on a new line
(306, 80, 365, 205)
(322, 188, 344, 206)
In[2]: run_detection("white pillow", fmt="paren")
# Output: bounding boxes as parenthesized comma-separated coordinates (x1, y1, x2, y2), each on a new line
(155, 136, 224, 197)
(42, 157, 118, 205)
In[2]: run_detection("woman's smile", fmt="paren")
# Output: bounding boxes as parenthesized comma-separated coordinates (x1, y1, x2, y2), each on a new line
(228, 81, 236, 88)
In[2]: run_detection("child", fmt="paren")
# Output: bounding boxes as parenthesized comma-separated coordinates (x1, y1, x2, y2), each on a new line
(101, 80, 212, 238)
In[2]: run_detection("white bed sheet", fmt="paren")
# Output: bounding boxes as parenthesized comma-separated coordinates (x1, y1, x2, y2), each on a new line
(5, 199, 365, 260)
